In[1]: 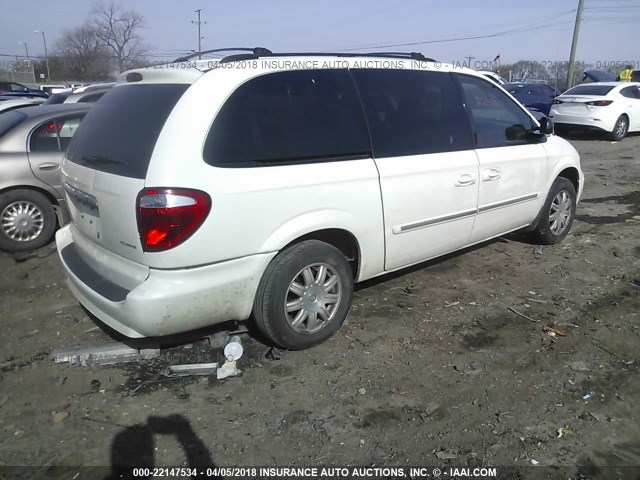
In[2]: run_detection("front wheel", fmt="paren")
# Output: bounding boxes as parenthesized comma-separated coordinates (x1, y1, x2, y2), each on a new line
(253, 240, 354, 350)
(531, 177, 576, 245)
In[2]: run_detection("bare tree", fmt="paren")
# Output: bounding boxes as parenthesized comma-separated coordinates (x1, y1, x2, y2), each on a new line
(92, 1, 148, 73)
(55, 23, 113, 81)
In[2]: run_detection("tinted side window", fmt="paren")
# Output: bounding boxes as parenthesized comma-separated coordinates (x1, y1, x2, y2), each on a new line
(456, 74, 536, 148)
(30, 120, 61, 152)
(203, 70, 370, 166)
(352, 69, 473, 158)
(43, 92, 70, 105)
(621, 86, 640, 99)
(77, 92, 106, 103)
(30, 114, 86, 152)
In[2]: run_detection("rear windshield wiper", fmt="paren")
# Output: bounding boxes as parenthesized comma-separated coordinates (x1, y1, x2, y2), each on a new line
(81, 155, 125, 165)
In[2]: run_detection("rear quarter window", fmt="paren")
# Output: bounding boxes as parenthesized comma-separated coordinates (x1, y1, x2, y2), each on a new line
(66, 84, 188, 179)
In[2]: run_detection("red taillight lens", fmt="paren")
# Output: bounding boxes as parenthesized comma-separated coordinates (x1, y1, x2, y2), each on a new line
(586, 100, 613, 106)
(137, 188, 211, 252)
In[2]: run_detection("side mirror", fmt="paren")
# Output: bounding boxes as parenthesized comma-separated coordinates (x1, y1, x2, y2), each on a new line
(539, 117, 554, 135)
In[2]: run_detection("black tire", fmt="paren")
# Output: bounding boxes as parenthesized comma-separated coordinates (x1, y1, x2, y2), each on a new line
(554, 124, 568, 137)
(0, 189, 57, 252)
(610, 115, 629, 141)
(531, 177, 576, 245)
(253, 240, 354, 350)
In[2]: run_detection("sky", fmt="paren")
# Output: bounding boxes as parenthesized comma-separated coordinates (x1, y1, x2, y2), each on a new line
(0, 0, 638, 68)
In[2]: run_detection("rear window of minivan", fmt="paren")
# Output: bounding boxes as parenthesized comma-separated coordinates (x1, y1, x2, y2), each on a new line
(66, 84, 188, 179)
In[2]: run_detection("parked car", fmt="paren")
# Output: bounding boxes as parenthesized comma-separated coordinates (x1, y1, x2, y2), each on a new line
(39, 84, 67, 96)
(581, 70, 616, 83)
(56, 52, 583, 350)
(0, 91, 48, 100)
(0, 104, 91, 252)
(0, 81, 43, 96)
(0, 97, 45, 113)
(503, 82, 560, 116)
(43, 83, 114, 105)
(549, 82, 640, 140)
(477, 71, 507, 85)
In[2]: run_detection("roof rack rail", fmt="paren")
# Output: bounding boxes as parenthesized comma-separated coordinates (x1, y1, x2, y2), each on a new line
(367, 52, 436, 62)
(217, 51, 437, 64)
(173, 47, 272, 63)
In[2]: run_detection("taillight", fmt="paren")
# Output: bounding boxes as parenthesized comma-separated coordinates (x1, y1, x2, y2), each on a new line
(137, 188, 211, 252)
(586, 100, 613, 106)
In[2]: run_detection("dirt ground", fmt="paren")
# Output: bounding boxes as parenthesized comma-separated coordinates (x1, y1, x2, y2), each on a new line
(0, 134, 639, 480)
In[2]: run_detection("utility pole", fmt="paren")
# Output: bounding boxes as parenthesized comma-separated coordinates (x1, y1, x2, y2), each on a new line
(35, 31, 51, 82)
(566, 0, 585, 89)
(191, 9, 206, 60)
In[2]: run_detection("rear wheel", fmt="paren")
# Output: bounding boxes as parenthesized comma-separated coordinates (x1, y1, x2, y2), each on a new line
(610, 115, 628, 141)
(0, 189, 57, 252)
(531, 177, 576, 245)
(253, 240, 353, 350)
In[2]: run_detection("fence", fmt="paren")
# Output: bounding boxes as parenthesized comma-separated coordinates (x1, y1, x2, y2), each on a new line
(0, 59, 37, 84)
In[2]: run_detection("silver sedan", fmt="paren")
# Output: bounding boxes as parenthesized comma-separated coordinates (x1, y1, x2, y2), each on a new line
(0, 103, 92, 252)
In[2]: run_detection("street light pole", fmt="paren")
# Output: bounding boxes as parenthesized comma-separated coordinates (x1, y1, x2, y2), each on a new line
(19, 41, 30, 59)
(35, 30, 51, 82)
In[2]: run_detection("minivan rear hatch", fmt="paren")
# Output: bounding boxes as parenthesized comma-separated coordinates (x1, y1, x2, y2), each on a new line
(62, 82, 190, 265)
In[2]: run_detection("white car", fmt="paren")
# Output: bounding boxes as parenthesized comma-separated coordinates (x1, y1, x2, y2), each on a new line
(549, 82, 640, 141)
(55, 51, 584, 350)
(0, 97, 44, 113)
(476, 71, 507, 85)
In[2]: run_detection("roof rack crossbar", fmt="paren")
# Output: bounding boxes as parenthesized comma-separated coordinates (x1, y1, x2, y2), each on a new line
(173, 47, 272, 63)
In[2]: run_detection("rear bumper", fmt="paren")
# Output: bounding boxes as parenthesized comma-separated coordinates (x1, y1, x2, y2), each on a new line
(56, 225, 276, 338)
(549, 112, 615, 132)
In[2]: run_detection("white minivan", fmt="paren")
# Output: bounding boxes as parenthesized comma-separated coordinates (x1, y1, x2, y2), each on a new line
(56, 51, 584, 350)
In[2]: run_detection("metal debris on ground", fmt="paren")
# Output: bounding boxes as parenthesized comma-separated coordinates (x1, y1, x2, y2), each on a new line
(543, 326, 567, 337)
(582, 392, 595, 401)
(208, 324, 248, 348)
(436, 450, 457, 459)
(49, 375, 67, 385)
(265, 346, 288, 361)
(52, 343, 160, 366)
(508, 307, 538, 323)
(168, 363, 219, 377)
(533, 246, 544, 255)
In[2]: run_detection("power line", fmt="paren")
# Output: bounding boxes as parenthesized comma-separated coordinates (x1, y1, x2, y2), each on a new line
(334, 8, 577, 52)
